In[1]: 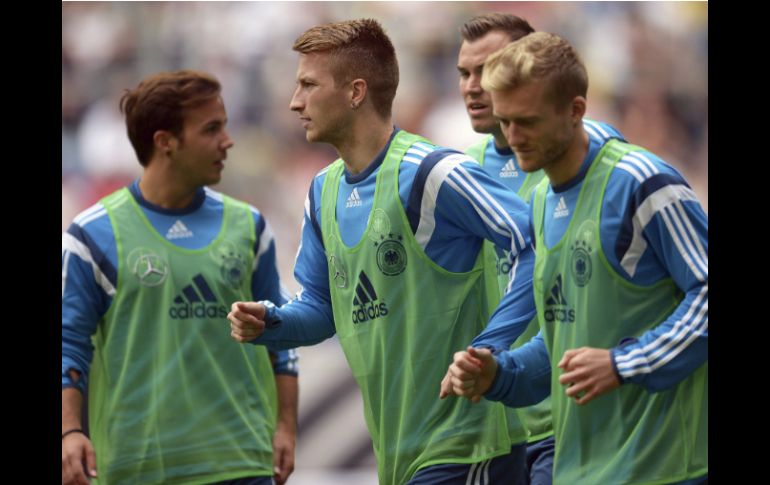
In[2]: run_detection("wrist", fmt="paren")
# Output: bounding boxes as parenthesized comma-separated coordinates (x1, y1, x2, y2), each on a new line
(62, 428, 87, 440)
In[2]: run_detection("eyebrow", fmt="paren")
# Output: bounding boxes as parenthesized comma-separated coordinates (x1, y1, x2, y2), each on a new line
(201, 119, 225, 130)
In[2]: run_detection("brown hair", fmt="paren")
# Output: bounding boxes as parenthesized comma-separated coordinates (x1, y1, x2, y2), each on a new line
(119, 70, 221, 166)
(293, 18, 398, 119)
(482, 32, 588, 108)
(460, 13, 535, 43)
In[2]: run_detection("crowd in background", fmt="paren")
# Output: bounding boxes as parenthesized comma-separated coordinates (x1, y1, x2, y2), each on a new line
(62, 2, 707, 294)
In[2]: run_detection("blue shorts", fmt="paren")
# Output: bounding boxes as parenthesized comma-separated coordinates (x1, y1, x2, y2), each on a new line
(669, 475, 707, 485)
(526, 435, 555, 485)
(407, 443, 527, 485)
(209, 476, 273, 485)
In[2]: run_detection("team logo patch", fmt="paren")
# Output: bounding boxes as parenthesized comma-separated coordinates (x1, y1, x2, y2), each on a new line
(169, 273, 227, 320)
(210, 239, 247, 288)
(369, 209, 406, 275)
(329, 255, 348, 288)
(127, 247, 169, 287)
(326, 236, 348, 288)
(376, 239, 407, 276)
(351, 270, 388, 324)
(570, 220, 596, 287)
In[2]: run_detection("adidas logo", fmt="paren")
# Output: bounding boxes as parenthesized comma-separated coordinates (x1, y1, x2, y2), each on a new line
(499, 158, 519, 178)
(346, 188, 362, 208)
(351, 270, 388, 324)
(544, 274, 575, 323)
(169, 273, 227, 319)
(553, 196, 569, 219)
(166, 220, 193, 239)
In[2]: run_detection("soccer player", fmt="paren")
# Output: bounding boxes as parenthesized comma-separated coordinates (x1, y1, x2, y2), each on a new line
(442, 32, 708, 484)
(61, 70, 299, 485)
(456, 13, 624, 485)
(229, 19, 536, 485)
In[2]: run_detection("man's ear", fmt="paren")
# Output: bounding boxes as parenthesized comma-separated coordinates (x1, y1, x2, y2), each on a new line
(350, 78, 367, 110)
(153, 130, 177, 157)
(571, 96, 587, 124)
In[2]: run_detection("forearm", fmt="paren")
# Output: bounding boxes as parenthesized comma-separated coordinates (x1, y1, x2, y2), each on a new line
(472, 246, 536, 351)
(611, 283, 708, 392)
(274, 374, 298, 437)
(485, 335, 551, 407)
(62, 386, 84, 433)
(253, 298, 336, 349)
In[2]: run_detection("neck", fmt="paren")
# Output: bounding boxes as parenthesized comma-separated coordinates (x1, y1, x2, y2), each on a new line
(139, 160, 199, 209)
(335, 112, 393, 175)
(544, 126, 590, 187)
(491, 128, 509, 150)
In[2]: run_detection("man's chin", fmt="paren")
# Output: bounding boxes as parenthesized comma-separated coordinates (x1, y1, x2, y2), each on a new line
(470, 120, 497, 135)
(517, 156, 541, 173)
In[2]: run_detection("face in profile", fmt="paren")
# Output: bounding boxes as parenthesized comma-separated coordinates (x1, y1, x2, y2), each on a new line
(457, 30, 512, 135)
(289, 52, 353, 146)
(171, 96, 234, 187)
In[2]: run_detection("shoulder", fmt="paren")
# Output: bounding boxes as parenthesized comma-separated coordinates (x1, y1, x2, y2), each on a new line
(583, 118, 625, 142)
(463, 134, 493, 154)
(408, 141, 479, 179)
(64, 202, 114, 250)
(607, 147, 698, 222)
(204, 187, 270, 237)
(612, 147, 690, 193)
(313, 161, 339, 185)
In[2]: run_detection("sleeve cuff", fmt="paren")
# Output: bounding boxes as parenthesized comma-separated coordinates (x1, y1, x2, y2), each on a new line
(483, 355, 509, 402)
(610, 348, 626, 385)
(261, 300, 282, 329)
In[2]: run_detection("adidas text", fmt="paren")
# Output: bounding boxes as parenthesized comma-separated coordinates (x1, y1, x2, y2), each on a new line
(544, 307, 575, 323)
(352, 301, 389, 324)
(169, 303, 228, 320)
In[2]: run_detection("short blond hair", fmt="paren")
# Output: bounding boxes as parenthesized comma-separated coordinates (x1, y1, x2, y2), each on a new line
(293, 18, 398, 119)
(481, 32, 588, 108)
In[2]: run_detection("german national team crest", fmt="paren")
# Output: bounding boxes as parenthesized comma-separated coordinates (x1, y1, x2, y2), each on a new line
(570, 220, 596, 287)
(369, 209, 407, 276)
(210, 239, 248, 288)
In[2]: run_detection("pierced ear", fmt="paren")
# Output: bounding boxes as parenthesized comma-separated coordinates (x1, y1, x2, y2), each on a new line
(350, 78, 367, 110)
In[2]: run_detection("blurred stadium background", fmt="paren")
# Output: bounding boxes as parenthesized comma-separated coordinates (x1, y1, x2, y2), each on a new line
(62, 2, 707, 483)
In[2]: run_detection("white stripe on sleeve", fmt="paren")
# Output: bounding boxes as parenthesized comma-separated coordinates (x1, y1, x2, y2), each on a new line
(615, 285, 707, 376)
(455, 164, 526, 251)
(62, 232, 116, 297)
(414, 154, 468, 248)
(619, 184, 699, 277)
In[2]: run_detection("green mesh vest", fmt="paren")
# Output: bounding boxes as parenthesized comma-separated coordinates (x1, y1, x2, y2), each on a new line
(466, 135, 552, 443)
(531, 139, 708, 484)
(323, 131, 515, 485)
(90, 188, 277, 485)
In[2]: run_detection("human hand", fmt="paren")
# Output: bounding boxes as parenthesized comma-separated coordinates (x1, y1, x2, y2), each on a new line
(558, 347, 620, 405)
(62, 432, 97, 485)
(272, 425, 296, 485)
(228, 302, 267, 343)
(439, 347, 497, 403)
